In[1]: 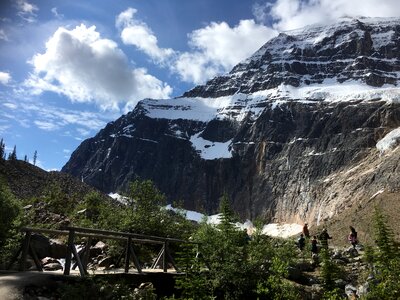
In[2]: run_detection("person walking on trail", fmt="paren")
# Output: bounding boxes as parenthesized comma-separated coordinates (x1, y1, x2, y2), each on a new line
(302, 223, 310, 238)
(348, 226, 358, 249)
(297, 233, 306, 251)
(319, 228, 332, 249)
(311, 235, 318, 255)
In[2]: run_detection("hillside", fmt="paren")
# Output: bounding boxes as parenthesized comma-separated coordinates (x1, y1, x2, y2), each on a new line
(0, 159, 109, 203)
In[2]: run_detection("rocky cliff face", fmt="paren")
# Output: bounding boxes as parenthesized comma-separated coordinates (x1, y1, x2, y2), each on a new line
(62, 17, 400, 225)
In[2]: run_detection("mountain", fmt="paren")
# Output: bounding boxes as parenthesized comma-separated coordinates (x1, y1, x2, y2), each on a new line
(62, 17, 400, 225)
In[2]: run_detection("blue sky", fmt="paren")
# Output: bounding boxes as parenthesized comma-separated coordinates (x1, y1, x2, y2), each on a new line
(0, 0, 398, 170)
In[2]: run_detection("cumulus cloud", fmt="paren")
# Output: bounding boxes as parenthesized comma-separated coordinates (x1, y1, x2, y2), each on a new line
(256, 0, 400, 31)
(117, 8, 276, 85)
(0, 71, 11, 85)
(116, 8, 175, 63)
(26, 24, 172, 110)
(174, 20, 276, 84)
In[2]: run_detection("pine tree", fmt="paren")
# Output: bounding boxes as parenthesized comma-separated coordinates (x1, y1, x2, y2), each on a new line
(373, 206, 397, 261)
(218, 193, 237, 232)
(0, 139, 4, 160)
(33, 150, 37, 166)
(9, 145, 17, 160)
(23, 155, 28, 162)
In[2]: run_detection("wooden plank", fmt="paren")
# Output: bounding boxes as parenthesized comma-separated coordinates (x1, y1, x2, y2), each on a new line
(115, 245, 126, 268)
(64, 229, 75, 275)
(29, 244, 43, 272)
(151, 247, 164, 269)
(71, 244, 86, 276)
(22, 226, 197, 245)
(65, 226, 193, 244)
(124, 237, 131, 273)
(163, 242, 167, 273)
(19, 231, 31, 271)
(165, 244, 179, 272)
(82, 236, 92, 272)
(128, 243, 142, 273)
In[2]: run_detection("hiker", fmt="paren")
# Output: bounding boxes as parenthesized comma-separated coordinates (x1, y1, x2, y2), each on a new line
(319, 228, 332, 249)
(348, 226, 358, 249)
(302, 223, 310, 238)
(311, 235, 318, 255)
(297, 233, 305, 251)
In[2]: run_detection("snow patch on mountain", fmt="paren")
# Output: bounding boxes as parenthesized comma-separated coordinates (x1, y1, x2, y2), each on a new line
(165, 205, 302, 238)
(141, 81, 400, 125)
(376, 127, 400, 153)
(190, 132, 232, 160)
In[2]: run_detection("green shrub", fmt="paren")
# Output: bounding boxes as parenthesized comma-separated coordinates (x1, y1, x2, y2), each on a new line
(0, 179, 23, 266)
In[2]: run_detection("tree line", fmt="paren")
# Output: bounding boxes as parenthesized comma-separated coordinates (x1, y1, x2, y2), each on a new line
(0, 138, 37, 165)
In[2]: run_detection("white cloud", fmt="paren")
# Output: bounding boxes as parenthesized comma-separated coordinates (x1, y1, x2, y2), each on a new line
(16, 0, 38, 23)
(2, 102, 18, 109)
(117, 8, 276, 85)
(51, 7, 64, 20)
(116, 8, 175, 63)
(0, 72, 11, 85)
(174, 20, 276, 84)
(0, 29, 8, 41)
(26, 24, 172, 110)
(76, 127, 91, 137)
(34, 120, 59, 131)
(0, 125, 10, 134)
(262, 0, 400, 31)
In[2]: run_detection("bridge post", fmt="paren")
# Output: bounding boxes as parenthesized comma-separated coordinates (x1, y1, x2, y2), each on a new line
(163, 241, 167, 272)
(124, 236, 131, 273)
(64, 229, 75, 275)
(19, 230, 31, 271)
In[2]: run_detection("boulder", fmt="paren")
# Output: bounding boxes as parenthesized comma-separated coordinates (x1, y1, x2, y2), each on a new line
(43, 262, 63, 271)
(98, 256, 114, 268)
(49, 239, 67, 259)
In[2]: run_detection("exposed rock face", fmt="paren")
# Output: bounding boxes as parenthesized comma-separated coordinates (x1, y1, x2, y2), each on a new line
(184, 17, 400, 98)
(62, 17, 400, 224)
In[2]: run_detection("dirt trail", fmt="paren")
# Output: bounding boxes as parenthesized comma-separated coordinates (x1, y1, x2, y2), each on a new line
(0, 271, 65, 300)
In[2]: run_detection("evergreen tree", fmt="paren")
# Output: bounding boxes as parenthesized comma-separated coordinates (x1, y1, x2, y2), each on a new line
(9, 145, 17, 160)
(217, 193, 237, 233)
(0, 138, 4, 160)
(365, 207, 400, 299)
(33, 150, 37, 166)
(23, 155, 28, 162)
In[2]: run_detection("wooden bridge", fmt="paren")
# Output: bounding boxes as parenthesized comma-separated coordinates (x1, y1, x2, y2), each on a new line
(9, 226, 199, 277)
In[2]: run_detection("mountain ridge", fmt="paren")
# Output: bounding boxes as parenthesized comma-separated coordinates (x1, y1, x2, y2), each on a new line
(62, 17, 400, 225)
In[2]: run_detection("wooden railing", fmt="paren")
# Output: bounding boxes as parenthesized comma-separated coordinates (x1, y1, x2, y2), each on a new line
(10, 226, 198, 277)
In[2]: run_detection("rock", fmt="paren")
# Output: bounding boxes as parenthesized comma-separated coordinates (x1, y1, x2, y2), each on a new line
(41, 257, 59, 265)
(133, 282, 156, 300)
(345, 247, 359, 257)
(90, 241, 107, 256)
(49, 239, 67, 259)
(30, 233, 52, 259)
(43, 262, 63, 271)
(98, 256, 113, 268)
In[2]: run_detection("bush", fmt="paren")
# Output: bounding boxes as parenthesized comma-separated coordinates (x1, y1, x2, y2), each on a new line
(174, 196, 299, 300)
(0, 179, 23, 266)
